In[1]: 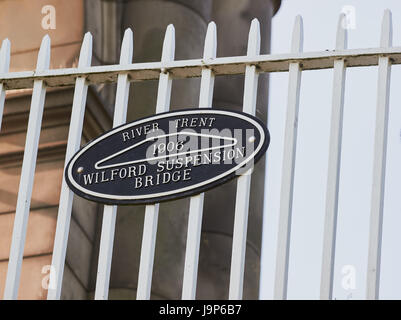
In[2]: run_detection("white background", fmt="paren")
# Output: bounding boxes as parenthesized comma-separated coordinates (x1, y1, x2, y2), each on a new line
(260, 0, 401, 299)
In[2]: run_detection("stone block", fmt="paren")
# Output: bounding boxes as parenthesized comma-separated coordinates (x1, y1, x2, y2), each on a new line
(0, 160, 64, 213)
(0, 125, 68, 157)
(0, 254, 52, 300)
(0, 0, 84, 71)
(0, 207, 57, 261)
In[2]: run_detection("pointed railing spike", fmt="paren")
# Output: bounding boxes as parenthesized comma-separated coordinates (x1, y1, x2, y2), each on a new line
(161, 24, 175, 63)
(247, 18, 261, 56)
(0, 39, 11, 73)
(36, 34, 51, 71)
(336, 13, 348, 50)
(380, 9, 392, 48)
(291, 15, 304, 53)
(0, 38, 11, 132)
(120, 28, 134, 65)
(203, 21, 217, 59)
(78, 32, 93, 68)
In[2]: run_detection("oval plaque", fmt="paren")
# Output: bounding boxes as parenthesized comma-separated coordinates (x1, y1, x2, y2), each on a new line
(65, 108, 270, 205)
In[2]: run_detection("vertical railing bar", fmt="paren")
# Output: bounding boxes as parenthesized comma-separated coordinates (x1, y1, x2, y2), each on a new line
(47, 32, 93, 300)
(136, 25, 175, 300)
(320, 14, 348, 300)
(228, 18, 260, 300)
(273, 15, 303, 300)
(0, 38, 10, 132)
(182, 21, 217, 300)
(3, 35, 51, 300)
(366, 9, 393, 300)
(94, 28, 134, 300)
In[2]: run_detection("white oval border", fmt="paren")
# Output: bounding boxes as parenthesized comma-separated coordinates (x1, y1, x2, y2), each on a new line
(67, 109, 266, 201)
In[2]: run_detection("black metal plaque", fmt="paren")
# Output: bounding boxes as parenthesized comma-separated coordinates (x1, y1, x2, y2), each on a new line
(65, 108, 270, 205)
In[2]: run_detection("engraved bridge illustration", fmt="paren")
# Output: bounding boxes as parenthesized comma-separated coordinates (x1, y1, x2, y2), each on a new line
(95, 131, 239, 170)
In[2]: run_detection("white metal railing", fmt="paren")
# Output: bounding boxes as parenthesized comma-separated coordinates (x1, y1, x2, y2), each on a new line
(0, 10, 398, 300)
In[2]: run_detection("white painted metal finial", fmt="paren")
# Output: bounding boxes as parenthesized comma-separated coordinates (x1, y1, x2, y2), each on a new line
(36, 34, 51, 71)
(247, 18, 261, 56)
(161, 24, 175, 63)
(0, 38, 10, 73)
(78, 32, 93, 68)
(380, 9, 392, 48)
(291, 15, 304, 53)
(120, 28, 133, 65)
(203, 21, 217, 59)
(336, 13, 348, 50)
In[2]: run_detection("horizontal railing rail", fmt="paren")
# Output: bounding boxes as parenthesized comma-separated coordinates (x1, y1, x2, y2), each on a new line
(1, 47, 401, 89)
